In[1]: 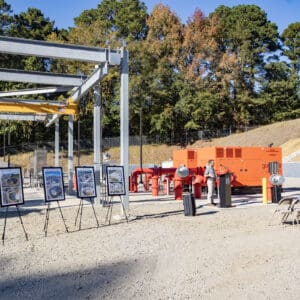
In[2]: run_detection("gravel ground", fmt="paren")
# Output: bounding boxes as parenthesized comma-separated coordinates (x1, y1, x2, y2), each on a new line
(1, 187, 300, 300)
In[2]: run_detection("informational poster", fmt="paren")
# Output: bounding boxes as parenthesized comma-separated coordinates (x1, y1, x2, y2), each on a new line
(106, 166, 126, 196)
(42, 167, 65, 202)
(75, 166, 96, 198)
(0, 167, 24, 207)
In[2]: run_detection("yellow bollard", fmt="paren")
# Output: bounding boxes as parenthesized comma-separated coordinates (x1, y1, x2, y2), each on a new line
(262, 177, 268, 204)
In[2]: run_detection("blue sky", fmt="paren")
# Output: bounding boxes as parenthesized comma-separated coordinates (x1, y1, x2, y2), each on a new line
(6, 0, 300, 34)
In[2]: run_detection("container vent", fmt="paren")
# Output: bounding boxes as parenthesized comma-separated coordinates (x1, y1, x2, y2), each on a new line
(226, 148, 234, 158)
(188, 151, 195, 159)
(235, 148, 242, 158)
(216, 148, 224, 158)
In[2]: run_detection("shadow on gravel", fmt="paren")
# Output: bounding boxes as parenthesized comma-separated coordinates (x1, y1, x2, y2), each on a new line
(135, 208, 219, 219)
(0, 258, 145, 300)
(0, 207, 43, 219)
(196, 211, 218, 217)
(135, 209, 184, 219)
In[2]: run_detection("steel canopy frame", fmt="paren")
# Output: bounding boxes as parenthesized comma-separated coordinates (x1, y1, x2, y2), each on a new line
(0, 36, 121, 65)
(0, 35, 129, 210)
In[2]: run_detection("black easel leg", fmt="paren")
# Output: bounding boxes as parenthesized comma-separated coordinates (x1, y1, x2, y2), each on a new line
(90, 198, 99, 227)
(2, 206, 8, 244)
(75, 199, 83, 226)
(44, 202, 51, 237)
(105, 197, 113, 225)
(120, 196, 129, 223)
(79, 199, 84, 230)
(57, 201, 69, 233)
(16, 206, 28, 241)
(105, 197, 110, 223)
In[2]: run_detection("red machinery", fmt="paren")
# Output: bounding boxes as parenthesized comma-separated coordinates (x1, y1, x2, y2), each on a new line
(130, 146, 282, 201)
(130, 167, 204, 200)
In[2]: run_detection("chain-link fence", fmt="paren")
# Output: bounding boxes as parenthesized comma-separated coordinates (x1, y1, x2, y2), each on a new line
(0, 126, 256, 155)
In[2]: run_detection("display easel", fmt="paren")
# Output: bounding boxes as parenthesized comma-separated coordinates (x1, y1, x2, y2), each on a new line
(43, 201, 69, 237)
(105, 195, 129, 225)
(74, 197, 99, 230)
(2, 205, 28, 244)
(105, 165, 129, 224)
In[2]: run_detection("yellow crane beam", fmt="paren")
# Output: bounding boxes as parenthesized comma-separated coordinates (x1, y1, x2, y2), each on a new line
(0, 98, 78, 115)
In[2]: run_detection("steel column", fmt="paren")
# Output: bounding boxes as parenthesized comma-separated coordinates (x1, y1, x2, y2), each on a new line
(93, 84, 102, 205)
(120, 49, 129, 210)
(55, 119, 59, 167)
(68, 115, 74, 195)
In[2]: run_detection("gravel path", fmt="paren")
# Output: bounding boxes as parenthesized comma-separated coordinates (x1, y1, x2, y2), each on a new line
(1, 189, 300, 299)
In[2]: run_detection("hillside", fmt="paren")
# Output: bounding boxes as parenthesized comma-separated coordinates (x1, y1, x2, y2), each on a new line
(191, 118, 300, 149)
(109, 118, 300, 164)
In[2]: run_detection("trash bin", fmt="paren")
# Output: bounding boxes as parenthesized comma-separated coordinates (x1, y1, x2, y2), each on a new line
(183, 193, 196, 216)
(218, 173, 232, 208)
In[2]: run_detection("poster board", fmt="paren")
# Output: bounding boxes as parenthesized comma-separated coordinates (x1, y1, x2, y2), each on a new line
(42, 167, 65, 202)
(75, 166, 97, 198)
(106, 166, 126, 196)
(0, 167, 24, 207)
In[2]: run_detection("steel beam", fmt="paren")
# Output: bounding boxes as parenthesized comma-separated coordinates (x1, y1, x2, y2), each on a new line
(0, 97, 66, 106)
(46, 64, 108, 126)
(0, 113, 48, 121)
(69, 63, 108, 103)
(0, 68, 84, 86)
(0, 102, 77, 115)
(0, 86, 73, 97)
(0, 36, 121, 65)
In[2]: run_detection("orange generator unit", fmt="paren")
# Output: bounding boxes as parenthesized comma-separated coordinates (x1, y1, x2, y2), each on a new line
(173, 146, 282, 189)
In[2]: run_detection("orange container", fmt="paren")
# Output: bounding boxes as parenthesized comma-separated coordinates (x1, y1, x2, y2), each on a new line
(173, 146, 282, 188)
(196, 146, 282, 187)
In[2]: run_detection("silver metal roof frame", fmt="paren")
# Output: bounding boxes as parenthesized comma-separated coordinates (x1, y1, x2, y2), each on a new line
(0, 35, 129, 210)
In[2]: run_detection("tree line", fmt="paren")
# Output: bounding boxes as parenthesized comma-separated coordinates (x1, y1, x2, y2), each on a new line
(0, 0, 299, 146)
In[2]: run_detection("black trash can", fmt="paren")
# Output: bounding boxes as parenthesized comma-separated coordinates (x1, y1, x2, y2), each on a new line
(183, 193, 196, 216)
(219, 173, 232, 208)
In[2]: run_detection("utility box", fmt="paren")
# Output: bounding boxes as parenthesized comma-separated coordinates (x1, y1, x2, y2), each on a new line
(218, 173, 232, 207)
(30, 149, 47, 176)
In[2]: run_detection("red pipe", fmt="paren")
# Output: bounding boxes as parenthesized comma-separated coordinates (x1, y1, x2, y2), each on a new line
(131, 167, 205, 200)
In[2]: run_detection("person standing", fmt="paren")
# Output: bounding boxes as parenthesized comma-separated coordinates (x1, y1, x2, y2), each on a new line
(204, 160, 217, 205)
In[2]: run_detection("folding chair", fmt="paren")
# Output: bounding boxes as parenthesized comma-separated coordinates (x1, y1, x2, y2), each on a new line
(290, 198, 300, 225)
(268, 196, 295, 226)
